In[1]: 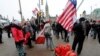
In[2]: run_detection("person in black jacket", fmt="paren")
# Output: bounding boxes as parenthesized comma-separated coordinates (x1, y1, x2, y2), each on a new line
(72, 17, 85, 55)
(3, 24, 11, 38)
(85, 20, 91, 38)
(96, 23, 100, 44)
(30, 21, 37, 42)
(0, 27, 3, 43)
(91, 20, 97, 39)
(55, 23, 63, 39)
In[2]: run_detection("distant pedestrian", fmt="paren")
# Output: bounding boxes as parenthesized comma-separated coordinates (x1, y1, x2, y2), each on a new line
(30, 20, 37, 42)
(23, 22, 33, 48)
(0, 27, 3, 43)
(85, 20, 91, 38)
(4, 24, 11, 38)
(91, 20, 97, 39)
(96, 23, 100, 44)
(43, 21, 54, 51)
(51, 22, 56, 35)
(55, 23, 63, 39)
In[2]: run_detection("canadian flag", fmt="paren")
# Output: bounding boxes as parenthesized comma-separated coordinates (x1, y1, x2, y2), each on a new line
(32, 8, 38, 16)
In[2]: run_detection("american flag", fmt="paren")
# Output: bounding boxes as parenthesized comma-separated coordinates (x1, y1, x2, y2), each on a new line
(32, 8, 38, 16)
(56, 0, 77, 31)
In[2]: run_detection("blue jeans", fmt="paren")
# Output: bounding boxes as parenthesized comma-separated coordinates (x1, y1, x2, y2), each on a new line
(15, 41, 25, 56)
(45, 36, 54, 49)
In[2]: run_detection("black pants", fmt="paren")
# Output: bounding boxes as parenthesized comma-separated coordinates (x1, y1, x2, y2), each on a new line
(56, 31, 63, 39)
(31, 32, 36, 41)
(64, 31, 69, 42)
(97, 32, 100, 43)
(0, 34, 2, 43)
(72, 35, 85, 55)
(60, 31, 63, 39)
(27, 38, 32, 48)
(7, 31, 11, 38)
(56, 31, 60, 39)
(86, 29, 90, 37)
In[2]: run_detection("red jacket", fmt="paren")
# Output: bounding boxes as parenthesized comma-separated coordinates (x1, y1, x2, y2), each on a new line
(25, 32, 31, 39)
(11, 27, 24, 42)
(24, 32, 31, 44)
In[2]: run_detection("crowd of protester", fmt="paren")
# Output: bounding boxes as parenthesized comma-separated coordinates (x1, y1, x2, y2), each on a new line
(0, 16, 100, 56)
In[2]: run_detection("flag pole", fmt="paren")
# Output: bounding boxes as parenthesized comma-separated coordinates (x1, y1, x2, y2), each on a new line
(77, 0, 84, 11)
(45, 0, 49, 19)
(18, 0, 23, 21)
(39, 0, 41, 10)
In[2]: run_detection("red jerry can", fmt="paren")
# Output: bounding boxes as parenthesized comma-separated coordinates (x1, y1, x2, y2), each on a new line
(65, 50, 73, 56)
(55, 47, 61, 56)
(66, 43, 71, 49)
(61, 43, 71, 56)
(61, 46, 67, 56)
(65, 43, 72, 51)
(55, 44, 64, 56)
(24, 32, 31, 45)
(35, 35, 45, 44)
(69, 52, 77, 56)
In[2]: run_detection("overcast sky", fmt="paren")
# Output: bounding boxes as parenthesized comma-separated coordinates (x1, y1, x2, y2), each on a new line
(0, 0, 100, 21)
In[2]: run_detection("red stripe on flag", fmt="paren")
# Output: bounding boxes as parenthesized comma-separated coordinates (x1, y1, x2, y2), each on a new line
(62, 8, 75, 26)
(63, 11, 76, 31)
(65, 20, 73, 31)
(56, 1, 71, 22)
(64, 18, 72, 29)
(68, 23, 73, 31)
(56, 0, 77, 32)
(65, 10, 76, 26)
(59, 5, 74, 24)
(58, 2, 73, 23)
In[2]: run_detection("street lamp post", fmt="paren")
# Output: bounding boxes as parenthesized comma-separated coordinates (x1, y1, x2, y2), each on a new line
(39, 0, 41, 10)
(38, 0, 41, 25)
(18, 0, 23, 21)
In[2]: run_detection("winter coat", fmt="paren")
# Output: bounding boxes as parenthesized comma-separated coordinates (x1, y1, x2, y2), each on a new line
(43, 23, 52, 37)
(11, 24, 24, 42)
(0, 28, 2, 35)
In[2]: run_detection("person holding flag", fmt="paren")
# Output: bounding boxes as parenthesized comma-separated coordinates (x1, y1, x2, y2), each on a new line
(56, 0, 77, 47)
(56, 0, 84, 55)
(56, 0, 77, 43)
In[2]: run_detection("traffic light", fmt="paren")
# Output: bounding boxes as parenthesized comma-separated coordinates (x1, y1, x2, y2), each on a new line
(37, 12, 40, 17)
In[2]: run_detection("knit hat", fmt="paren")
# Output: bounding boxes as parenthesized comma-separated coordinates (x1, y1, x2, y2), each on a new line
(12, 20, 20, 25)
(79, 17, 86, 22)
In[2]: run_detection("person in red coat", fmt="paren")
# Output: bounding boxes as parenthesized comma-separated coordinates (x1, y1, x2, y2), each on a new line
(11, 22, 26, 56)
